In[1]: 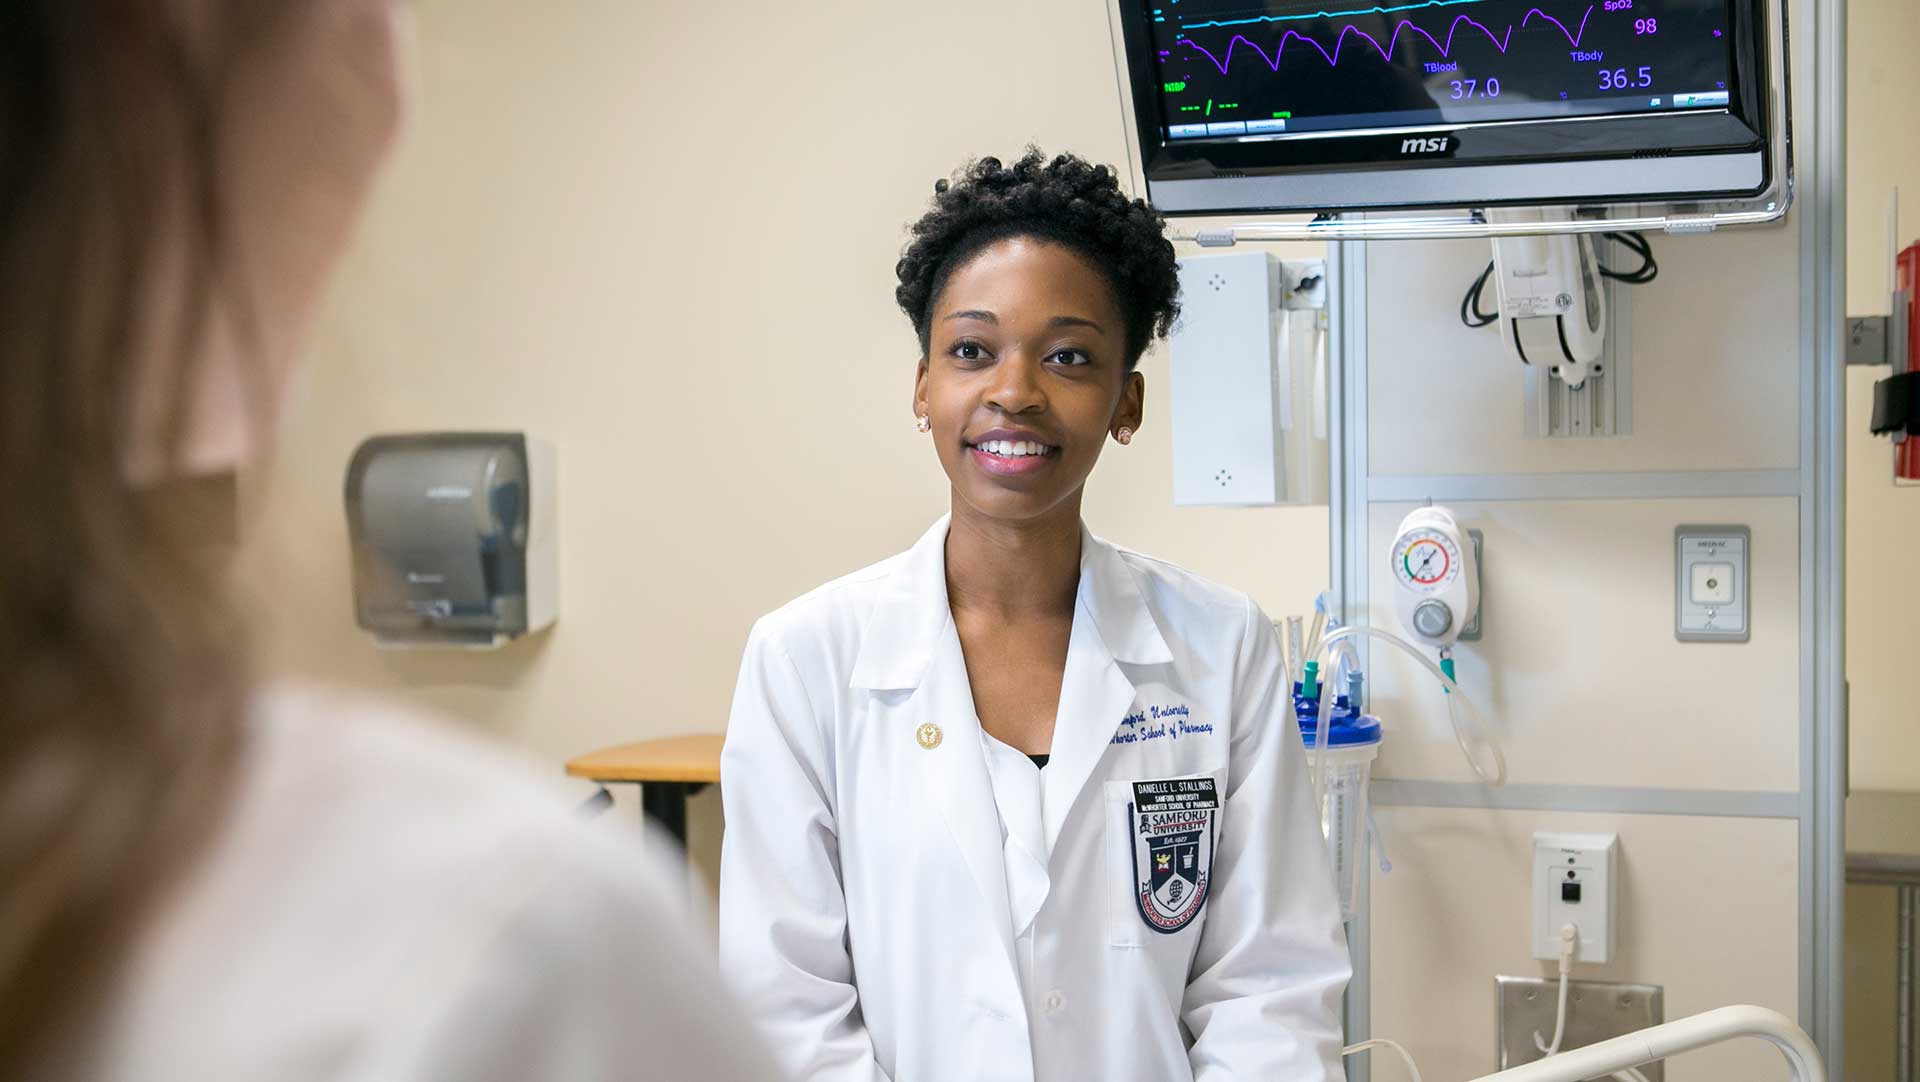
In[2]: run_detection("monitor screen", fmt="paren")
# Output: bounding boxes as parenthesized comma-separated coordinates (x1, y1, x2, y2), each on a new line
(1152, 0, 1737, 144)
(1115, 0, 1774, 215)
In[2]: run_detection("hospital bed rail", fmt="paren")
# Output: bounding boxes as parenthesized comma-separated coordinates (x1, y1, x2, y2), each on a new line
(1459, 1005, 1824, 1082)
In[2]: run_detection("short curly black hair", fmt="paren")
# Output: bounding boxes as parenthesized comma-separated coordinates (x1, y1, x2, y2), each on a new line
(895, 149, 1180, 370)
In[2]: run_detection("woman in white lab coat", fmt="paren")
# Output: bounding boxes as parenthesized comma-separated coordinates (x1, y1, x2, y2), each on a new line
(719, 150, 1351, 1082)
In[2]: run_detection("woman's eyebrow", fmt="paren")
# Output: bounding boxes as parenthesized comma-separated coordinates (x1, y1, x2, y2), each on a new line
(940, 310, 1104, 332)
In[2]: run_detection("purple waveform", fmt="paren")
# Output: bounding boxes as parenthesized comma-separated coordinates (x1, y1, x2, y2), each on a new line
(1178, 5, 1596, 74)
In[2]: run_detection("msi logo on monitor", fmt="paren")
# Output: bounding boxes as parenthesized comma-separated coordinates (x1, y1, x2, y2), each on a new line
(1400, 136, 1453, 154)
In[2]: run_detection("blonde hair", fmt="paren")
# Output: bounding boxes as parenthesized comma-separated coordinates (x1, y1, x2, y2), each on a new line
(0, 2, 260, 1066)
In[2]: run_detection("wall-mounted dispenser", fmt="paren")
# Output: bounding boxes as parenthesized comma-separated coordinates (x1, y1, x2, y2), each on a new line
(345, 432, 556, 647)
(1166, 251, 1330, 506)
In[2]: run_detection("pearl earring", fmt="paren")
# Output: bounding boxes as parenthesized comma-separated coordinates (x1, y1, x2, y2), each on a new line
(1116, 426, 1134, 445)
(916, 414, 932, 433)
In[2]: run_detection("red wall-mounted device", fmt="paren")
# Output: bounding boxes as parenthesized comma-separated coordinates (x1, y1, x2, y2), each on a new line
(1879, 242, 1920, 484)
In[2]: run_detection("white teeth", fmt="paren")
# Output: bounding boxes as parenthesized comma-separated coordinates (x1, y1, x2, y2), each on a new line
(975, 439, 1054, 458)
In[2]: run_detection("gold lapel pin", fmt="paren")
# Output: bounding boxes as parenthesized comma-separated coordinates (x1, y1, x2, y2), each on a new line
(916, 723, 943, 750)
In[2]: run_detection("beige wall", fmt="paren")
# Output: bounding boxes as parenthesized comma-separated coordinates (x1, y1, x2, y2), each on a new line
(232, 2, 1331, 888)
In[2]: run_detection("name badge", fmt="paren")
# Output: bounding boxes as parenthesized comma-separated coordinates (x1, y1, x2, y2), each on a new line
(1127, 777, 1219, 933)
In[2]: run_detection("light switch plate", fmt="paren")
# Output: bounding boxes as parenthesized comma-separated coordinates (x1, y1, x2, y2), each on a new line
(1675, 525, 1750, 642)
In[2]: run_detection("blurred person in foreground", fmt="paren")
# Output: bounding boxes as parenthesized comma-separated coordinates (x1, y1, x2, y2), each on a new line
(0, 3, 779, 1079)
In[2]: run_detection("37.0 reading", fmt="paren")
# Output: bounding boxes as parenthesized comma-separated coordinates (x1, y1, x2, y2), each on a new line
(1599, 66, 1654, 90)
(1449, 77, 1501, 99)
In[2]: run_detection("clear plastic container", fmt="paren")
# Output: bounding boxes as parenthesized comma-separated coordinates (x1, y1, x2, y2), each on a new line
(1295, 680, 1381, 924)
(1319, 741, 1379, 923)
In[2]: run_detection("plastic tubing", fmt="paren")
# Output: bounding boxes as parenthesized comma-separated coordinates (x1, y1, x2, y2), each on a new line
(1308, 634, 1365, 811)
(1311, 624, 1509, 789)
(1285, 616, 1306, 687)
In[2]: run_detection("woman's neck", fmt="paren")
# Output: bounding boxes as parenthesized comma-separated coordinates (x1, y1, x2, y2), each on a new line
(944, 496, 1082, 621)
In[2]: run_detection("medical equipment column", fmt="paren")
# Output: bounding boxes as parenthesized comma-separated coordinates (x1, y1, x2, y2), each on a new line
(1902, 884, 1916, 1082)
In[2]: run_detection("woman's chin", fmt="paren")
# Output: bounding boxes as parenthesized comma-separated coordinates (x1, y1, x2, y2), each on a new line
(951, 480, 1083, 527)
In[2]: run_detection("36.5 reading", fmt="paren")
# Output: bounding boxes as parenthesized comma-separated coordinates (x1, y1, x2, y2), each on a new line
(1599, 66, 1655, 90)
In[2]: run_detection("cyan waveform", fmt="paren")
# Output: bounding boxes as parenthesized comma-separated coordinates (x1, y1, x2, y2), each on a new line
(1183, 0, 1510, 32)
(1176, 5, 1594, 73)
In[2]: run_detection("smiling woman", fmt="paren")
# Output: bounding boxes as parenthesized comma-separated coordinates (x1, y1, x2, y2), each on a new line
(717, 150, 1351, 1082)
(919, 237, 1137, 517)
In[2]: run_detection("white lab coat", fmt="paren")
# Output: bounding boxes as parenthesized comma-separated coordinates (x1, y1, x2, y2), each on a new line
(50, 685, 782, 1082)
(719, 517, 1350, 1082)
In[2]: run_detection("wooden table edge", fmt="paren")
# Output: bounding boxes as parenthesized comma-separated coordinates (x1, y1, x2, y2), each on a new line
(564, 734, 724, 785)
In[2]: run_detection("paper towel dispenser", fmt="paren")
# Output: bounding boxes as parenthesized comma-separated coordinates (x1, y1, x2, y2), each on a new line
(345, 432, 556, 647)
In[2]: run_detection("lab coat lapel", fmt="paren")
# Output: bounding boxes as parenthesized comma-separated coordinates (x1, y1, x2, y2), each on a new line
(1043, 528, 1175, 857)
(921, 622, 1019, 968)
(849, 518, 1019, 971)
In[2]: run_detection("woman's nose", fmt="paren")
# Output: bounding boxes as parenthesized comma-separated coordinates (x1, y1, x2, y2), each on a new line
(984, 352, 1046, 415)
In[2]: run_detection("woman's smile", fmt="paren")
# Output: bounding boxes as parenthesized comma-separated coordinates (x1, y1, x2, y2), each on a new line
(967, 428, 1062, 476)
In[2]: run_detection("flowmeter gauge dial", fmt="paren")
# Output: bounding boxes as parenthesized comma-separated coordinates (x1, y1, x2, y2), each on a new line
(1389, 507, 1480, 648)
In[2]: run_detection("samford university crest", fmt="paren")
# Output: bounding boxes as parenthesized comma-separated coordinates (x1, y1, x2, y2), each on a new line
(1126, 776, 1219, 933)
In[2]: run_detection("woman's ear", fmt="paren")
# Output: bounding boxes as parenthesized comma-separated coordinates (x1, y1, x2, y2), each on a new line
(1112, 370, 1145, 438)
(912, 359, 930, 419)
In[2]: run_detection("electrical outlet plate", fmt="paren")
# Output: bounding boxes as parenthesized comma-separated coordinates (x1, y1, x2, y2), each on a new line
(1496, 976, 1665, 1079)
(1533, 832, 1617, 964)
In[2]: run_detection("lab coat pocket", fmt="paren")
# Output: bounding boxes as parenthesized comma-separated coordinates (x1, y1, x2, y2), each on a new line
(1105, 772, 1221, 949)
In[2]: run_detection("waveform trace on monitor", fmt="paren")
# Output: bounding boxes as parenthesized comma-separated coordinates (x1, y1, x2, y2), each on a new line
(1176, 4, 1597, 75)
(1182, 0, 1521, 33)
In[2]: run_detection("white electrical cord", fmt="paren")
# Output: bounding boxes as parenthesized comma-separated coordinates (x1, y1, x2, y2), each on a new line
(1611, 1068, 1654, 1082)
(1534, 924, 1580, 1056)
(1343, 1037, 1424, 1082)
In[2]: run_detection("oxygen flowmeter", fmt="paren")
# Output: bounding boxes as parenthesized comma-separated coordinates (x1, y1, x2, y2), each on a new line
(1389, 506, 1479, 648)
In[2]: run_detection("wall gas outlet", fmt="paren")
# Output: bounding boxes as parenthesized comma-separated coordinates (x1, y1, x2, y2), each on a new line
(1533, 832, 1617, 964)
(1675, 525, 1750, 642)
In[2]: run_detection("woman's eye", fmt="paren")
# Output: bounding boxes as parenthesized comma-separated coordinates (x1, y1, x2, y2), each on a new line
(1048, 349, 1091, 367)
(950, 341, 990, 361)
